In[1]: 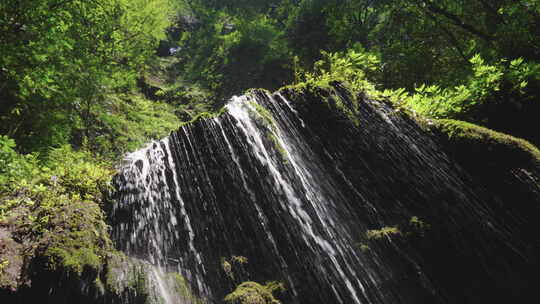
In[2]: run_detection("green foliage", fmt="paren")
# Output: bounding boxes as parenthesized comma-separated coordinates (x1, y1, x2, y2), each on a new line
(179, 107, 228, 128)
(154, 80, 214, 122)
(225, 281, 284, 304)
(166, 0, 539, 145)
(283, 0, 333, 65)
(403, 55, 540, 121)
(288, 47, 384, 127)
(4, 0, 536, 155)
(171, 4, 294, 103)
(0, 136, 40, 192)
(44, 145, 114, 201)
(0, 140, 113, 224)
(299, 46, 380, 93)
(0, 0, 174, 153)
(91, 93, 181, 157)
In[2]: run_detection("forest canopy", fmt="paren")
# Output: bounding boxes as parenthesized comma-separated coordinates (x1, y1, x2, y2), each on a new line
(1, 0, 174, 154)
(1, 0, 539, 156)
(167, 0, 539, 145)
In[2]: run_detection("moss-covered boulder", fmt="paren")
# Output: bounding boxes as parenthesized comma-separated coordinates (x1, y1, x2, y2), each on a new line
(0, 196, 113, 303)
(225, 281, 284, 304)
(38, 199, 111, 278)
(0, 145, 118, 303)
(430, 119, 540, 168)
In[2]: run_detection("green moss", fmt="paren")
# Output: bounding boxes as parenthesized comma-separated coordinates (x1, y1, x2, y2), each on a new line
(133, 270, 149, 299)
(267, 134, 288, 162)
(365, 226, 401, 240)
(284, 84, 540, 168)
(430, 119, 540, 167)
(248, 101, 276, 130)
(280, 82, 362, 127)
(104, 254, 124, 294)
(225, 281, 284, 304)
(172, 273, 190, 298)
(231, 256, 249, 264)
(41, 199, 112, 276)
(363, 217, 431, 245)
(180, 106, 228, 128)
(45, 246, 101, 275)
(103, 253, 150, 300)
(221, 255, 252, 282)
(308, 83, 361, 127)
(241, 101, 289, 162)
(0, 259, 8, 273)
(0, 255, 15, 290)
(278, 82, 310, 95)
(221, 257, 234, 279)
(358, 243, 370, 252)
(409, 216, 429, 230)
(171, 273, 205, 304)
(246, 88, 272, 96)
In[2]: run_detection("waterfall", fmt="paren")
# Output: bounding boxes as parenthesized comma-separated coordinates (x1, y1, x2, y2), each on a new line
(111, 85, 536, 304)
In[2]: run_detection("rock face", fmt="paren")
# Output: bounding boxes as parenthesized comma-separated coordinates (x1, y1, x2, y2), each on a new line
(110, 84, 539, 304)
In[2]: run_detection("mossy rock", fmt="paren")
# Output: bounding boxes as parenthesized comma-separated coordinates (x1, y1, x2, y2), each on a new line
(0, 195, 117, 302)
(170, 272, 206, 304)
(105, 253, 206, 304)
(429, 119, 540, 169)
(37, 199, 111, 277)
(279, 82, 362, 127)
(180, 106, 228, 128)
(248, 101, 276, 131)
(0, 228, 23, 291)
(103, 253, 164, 304)
(225, 281, 283, 304)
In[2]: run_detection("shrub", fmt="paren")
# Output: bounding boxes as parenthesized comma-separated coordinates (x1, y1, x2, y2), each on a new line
(0, 136, 40, 193)
(403, 55, 540, 122)
(297, 45, 380, 93)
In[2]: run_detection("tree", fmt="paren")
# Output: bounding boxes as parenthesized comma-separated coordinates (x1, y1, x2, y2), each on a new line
(0, 0, 172, 152)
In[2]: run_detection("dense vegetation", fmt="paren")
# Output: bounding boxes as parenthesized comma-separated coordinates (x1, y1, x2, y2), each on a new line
(166, 0, 539, 145)
(0, 0, 178, 297)
(1, 0, 539, 302)
(2, 0, 539, 156)
(0, 0, 178, 155)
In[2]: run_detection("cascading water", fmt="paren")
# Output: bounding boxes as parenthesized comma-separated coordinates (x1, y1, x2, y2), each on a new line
(111, 85, 537, 304)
